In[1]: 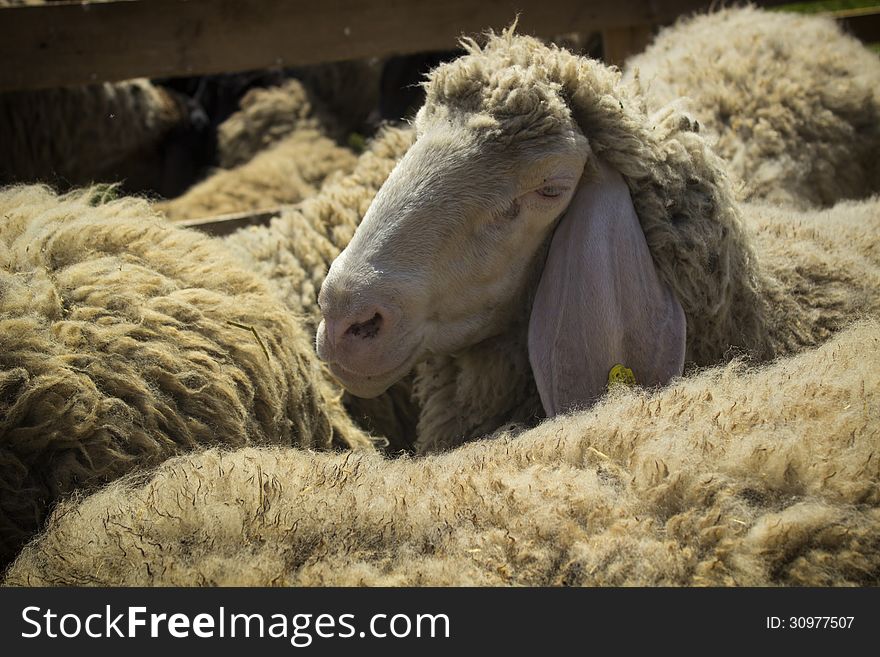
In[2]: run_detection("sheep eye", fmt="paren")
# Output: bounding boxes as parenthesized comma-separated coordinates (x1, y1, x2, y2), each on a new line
(537, 186, 563, 198)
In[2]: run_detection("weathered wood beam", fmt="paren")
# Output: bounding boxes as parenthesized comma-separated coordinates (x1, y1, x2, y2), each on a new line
(0, 0, 717, 91)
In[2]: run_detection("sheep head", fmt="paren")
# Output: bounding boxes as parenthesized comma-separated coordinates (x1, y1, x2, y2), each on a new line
(317, 30, 688, 411)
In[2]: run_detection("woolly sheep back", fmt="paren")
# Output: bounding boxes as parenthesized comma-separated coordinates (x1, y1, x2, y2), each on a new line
(158, 131, 358, 221)
(0, 185, 371, 566)
(6, 319, 879, 586)
(742, 198, 880, 351)
(158, 79, 358, 221)
(216, 79, 343, 169)
(625, 6, 880, 208)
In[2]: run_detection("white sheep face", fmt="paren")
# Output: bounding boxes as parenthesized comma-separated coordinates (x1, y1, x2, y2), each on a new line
(316, 117, 589, 398)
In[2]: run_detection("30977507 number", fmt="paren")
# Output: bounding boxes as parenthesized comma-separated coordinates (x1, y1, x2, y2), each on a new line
(766, 616, 854, 629)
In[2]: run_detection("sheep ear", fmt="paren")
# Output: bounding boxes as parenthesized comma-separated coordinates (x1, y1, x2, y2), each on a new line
(528, 159, 686, 416)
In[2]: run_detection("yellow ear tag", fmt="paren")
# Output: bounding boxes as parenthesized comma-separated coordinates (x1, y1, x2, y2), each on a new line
(607, 364, 637, 389)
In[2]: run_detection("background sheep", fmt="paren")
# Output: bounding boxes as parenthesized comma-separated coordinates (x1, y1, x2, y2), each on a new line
(0, 185, 371, 568)
(224, 126, 419, 450)
(157, 79, 359, 221)
(0, 79, 200, 198)
(624, 6, 880, 209)
(741, 197, 880, 346)
(7, 318, 878, 586)
(313, 31, 880, 453)
(0, 0, 204, 196)
(292, 59, 382, 139)
(215, 79, 343, 169)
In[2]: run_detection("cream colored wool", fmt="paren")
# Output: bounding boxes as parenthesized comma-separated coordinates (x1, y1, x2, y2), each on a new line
(158, 131, 357, 221)
(0, 79, 186, 187)
(0, 185, 371, 567)
(225, 127, 419, 451)
(159, 79, 358, 221)
(216, 79, 348, 169)
(625, 6, 880, 209)
(7, 319, 879, 586)
(743, 198, 880, 348)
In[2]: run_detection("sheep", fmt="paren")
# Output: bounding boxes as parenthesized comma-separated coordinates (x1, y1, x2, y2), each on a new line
(0, 185, 372, 568)
(204, 59, 381, 169)
(6, 318, 878, 586)
(158, 79, 359, 221)
(223, 126, 419, 450)
(0, 78, 195, 196)
(623, 6, 880, 209)
(739, 197, 880, 340)
(215, 78, 347, 169)
(311, 29, 880, 453)
(0, 0, 199, 197)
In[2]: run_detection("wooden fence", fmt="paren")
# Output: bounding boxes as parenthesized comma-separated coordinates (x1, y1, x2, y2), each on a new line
(1, 1, 877, 92)
(0, 0, 795, 92)
(1, 0, 878, 234)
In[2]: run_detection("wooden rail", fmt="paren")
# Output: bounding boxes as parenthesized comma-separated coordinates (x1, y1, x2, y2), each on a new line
(175, 207, 282, 236)
(0, 0, 724, 92)
(829, 6, 880, 43)
(0, 1, 871, 93)
(4, 0, 875, 236)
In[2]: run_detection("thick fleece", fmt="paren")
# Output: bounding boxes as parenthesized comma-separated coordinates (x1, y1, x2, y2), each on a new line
(625, 6, 880, 209)
(216, 78, 349, 169)
(6, 320, 879, 586)
(0, 185, 371, 567)
(158, 79, 358, 221)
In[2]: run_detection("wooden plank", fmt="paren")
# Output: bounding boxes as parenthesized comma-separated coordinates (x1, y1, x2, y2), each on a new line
(0, 0, 718, 91)
(601, 24, 653, 65)
(175, 207, 281, 237)
(832, 8, 880, 43)
(824, 5, 880, 19)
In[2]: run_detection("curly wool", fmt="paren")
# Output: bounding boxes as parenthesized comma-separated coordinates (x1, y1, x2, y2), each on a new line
(0, 185, 371, 567)
(7, 319, 879, 586)
(158, 79, 358, 221)
(216, 79, 348, 169)
(225, 127, 419, 451)
(741, 198, 880, 350)
(158, 131, 357, 221)
(624, 6, 880, 209)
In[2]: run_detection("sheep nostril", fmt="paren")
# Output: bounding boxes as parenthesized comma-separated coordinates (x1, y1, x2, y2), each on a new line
(345, 312, 383, 339)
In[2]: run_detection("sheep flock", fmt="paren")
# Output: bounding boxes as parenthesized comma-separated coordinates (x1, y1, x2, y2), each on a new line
(1, 6, 879, 586)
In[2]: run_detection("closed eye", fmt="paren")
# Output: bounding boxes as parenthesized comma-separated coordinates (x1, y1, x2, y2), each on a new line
(537, 186, 565, 199)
